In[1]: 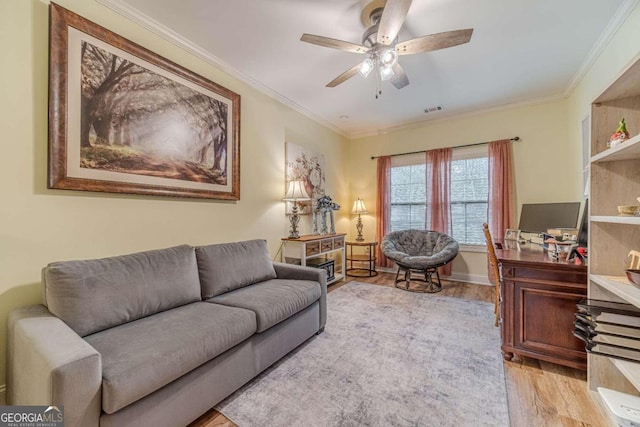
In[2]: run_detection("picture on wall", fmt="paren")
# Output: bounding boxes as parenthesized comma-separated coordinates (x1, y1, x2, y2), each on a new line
(48, 4, 240, 200)
(285, 142, 326, 214)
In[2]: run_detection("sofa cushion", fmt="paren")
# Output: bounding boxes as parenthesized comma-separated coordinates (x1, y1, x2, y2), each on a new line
(207, 279, 321, 332)
(196, 239, 277, 298)
(84, 302, 257, 414)
(43, 245, 202, 337)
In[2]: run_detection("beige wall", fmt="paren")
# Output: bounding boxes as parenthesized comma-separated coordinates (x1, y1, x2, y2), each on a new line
(0, 0, 348, 388)
(348, 99, 579, 283)
(567, 3, 640, 162)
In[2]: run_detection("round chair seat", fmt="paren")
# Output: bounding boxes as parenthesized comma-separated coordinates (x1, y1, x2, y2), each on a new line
(381, 229, 459, 293)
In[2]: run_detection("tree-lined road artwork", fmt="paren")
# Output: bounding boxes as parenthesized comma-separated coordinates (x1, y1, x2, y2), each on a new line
(80, 41, 229, 185)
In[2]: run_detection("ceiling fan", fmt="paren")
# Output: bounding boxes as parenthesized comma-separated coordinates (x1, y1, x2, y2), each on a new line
(300, 0, 473, 95)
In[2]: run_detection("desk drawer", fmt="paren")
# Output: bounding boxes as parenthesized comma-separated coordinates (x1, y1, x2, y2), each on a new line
(333, 236, 344, 249)
(321, 239, 333, 252)
(306, 242, 320, 257)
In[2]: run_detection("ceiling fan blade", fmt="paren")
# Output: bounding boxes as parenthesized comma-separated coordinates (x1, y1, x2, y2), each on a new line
(326, 63, 361, 87)
(396, 29, 473, 55)
(390, 63, 409, 89)
(301, 34, 368, 54)
(377, 0, 413, 45)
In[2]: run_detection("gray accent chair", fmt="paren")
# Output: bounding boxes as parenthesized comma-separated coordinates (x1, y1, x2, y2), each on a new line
(381, 229, 459, 293)
(7, 240, 326, 427)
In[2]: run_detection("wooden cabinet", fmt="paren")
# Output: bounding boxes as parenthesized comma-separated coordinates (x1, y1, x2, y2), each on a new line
(281, 234, 346, 285)
(498, 247, 587, 370)
(587, 53, 640, 411)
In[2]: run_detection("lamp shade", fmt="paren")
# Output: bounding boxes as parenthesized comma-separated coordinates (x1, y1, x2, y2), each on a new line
(283, 180, 311, 201)
(351, 198, 368, 214)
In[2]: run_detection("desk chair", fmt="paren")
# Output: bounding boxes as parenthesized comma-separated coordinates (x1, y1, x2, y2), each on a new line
(483, 223, 501, 327)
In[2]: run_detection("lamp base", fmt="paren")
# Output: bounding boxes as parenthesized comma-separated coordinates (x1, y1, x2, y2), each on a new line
(288, 204, 301, 239)
(355, 215, 364, 242)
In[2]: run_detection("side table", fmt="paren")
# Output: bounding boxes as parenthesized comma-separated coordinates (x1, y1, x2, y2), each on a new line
(346, 241, 378, 277)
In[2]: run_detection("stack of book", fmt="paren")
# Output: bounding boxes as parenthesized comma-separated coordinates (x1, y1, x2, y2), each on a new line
(574, 299, 640, 363)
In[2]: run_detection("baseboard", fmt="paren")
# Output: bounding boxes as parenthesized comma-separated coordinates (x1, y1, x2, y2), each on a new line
(366, 268, 490, 286)
(0, 384, 6, 405)
(447, 273, 491, 286)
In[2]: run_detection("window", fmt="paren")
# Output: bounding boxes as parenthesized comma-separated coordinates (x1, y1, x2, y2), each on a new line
(389, 147, 488, 245)
(450, 151, 488, 245)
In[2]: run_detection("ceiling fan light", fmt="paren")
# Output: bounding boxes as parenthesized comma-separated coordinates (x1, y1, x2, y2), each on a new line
(379, 65, 395, 81)
(379, 48, 398, 68)
(358, 58, 374, 78)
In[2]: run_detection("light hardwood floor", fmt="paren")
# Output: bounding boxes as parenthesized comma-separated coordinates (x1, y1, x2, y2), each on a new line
(190, 273, 608, 427)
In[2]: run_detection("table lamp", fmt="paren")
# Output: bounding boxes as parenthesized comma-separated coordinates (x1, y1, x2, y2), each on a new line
(284, 180, 311, 239)
(351, 198, 368, 242)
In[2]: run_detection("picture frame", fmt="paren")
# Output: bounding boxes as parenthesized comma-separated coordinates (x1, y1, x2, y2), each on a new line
(285, 142, 326, 214)
(504, 229, 521, 241)
(48, 4, 240, 200)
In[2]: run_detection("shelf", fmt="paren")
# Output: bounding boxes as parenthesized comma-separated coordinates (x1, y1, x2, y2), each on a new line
(591, 275, 640, 307)
(328, 273, 343, 285)
(612, 358, 640, 391)
(591, 133, 640, 163)
(591, 216, 640, 225)
(346, 254, 377, 262)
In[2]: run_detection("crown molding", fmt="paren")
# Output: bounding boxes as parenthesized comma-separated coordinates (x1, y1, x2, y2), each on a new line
(96, 0, 350, 139)
(348, 93, 566, 140)
(564, 0, 640, 97)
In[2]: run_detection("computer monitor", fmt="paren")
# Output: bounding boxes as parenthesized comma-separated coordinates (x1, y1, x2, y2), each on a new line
(577, 199, 589, 247)
(518, 202, 581, 233)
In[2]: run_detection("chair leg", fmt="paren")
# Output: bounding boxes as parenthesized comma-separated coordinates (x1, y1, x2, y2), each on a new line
(405, 269, 411, 290)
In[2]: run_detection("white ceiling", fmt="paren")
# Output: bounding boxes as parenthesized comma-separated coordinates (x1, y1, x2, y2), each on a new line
(103, 0, 629, 138)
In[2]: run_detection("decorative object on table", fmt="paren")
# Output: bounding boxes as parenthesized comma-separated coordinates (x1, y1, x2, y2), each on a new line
(629, 250, 640, 270)
(608, 118, 630, 148)
(627, 270, 640, 287)
(504, 229, 521, 241)
(48, 4, 240, 200)
(350, 198, 369, 242)
(285, 142, 325, 215)
(314, 196, 340, 234)
(618, 205, 640, 216)
(283, 180, 311, 239)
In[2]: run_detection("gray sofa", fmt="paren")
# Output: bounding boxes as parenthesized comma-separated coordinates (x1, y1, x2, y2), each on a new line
(7, 239, 326, 427)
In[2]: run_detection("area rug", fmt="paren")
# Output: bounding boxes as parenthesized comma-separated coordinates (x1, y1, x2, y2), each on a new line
(216, 281, 509, 426)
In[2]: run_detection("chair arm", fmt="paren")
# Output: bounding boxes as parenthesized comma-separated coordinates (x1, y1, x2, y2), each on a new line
(273, 262, 327, 329)
(8, 305, 101, 427)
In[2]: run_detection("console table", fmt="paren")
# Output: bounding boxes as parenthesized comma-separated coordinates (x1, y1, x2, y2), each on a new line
(346, 241, 378, 277)
(496, 243, 587, 370)
(281, 234, 346, 285)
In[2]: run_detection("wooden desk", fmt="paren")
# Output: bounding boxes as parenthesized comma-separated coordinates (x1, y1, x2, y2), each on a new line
(496, 243, 587, 370)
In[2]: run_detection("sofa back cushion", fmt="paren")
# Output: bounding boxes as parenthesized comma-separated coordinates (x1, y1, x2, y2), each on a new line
(196, 239, 276, 298)
(43, 245, 201, 337)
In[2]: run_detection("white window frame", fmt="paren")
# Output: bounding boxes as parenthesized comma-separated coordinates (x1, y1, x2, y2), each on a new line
(450, 145, 489, 249)
(388, 146, 489, 251)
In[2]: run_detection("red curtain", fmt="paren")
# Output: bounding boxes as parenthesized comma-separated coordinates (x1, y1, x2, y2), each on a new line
(375, 156, 394, 268)
(488, 139, 516, 240)
(426, 148, 453, 276)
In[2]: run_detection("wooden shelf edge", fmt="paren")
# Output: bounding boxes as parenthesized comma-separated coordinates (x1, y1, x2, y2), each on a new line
(611, 358, 640, 391)
(591, 274, 640, 306)
(591, 215, 640, 225)
(591, 133, 640, 163)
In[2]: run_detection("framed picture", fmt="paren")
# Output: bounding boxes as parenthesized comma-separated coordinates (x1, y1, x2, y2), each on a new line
(285, 142, 326, 214)
(504, 229, 521, 241)
(48, 4, 240, 200)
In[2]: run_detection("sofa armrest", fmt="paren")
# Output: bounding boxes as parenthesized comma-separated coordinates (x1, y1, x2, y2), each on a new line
(273, 262, 327, 329)
(8, 305, 102, 427)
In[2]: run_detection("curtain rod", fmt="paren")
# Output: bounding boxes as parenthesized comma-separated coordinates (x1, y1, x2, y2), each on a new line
(370, 136, 520, 160)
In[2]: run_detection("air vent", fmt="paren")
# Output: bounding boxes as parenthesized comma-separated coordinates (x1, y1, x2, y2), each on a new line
(424, 106, 444, 114)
